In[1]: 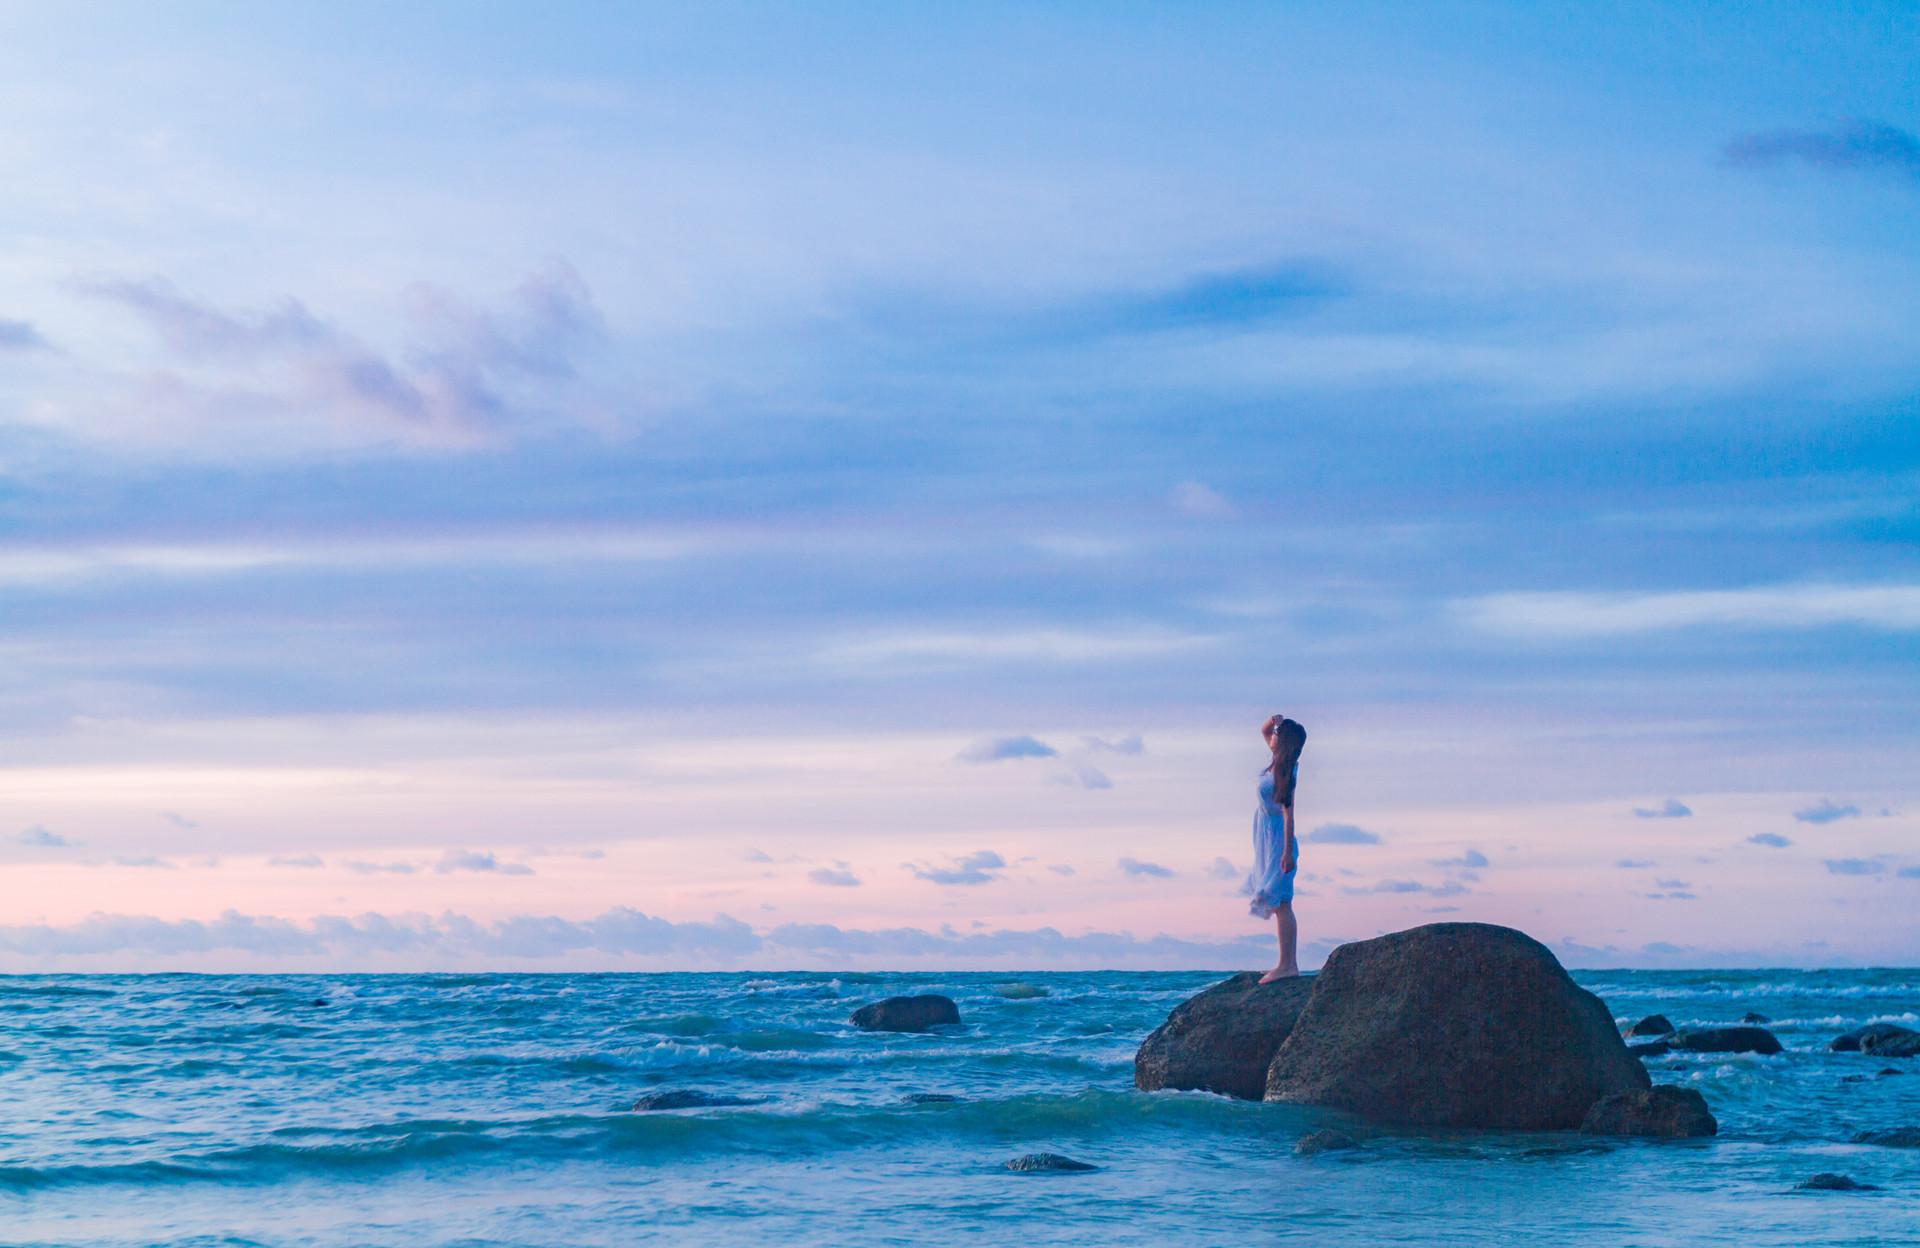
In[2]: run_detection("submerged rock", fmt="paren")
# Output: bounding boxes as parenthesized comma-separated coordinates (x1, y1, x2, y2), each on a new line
(1628, 1041, 1673, 1058)
(1579, 1086, 1717, 1138)
(1134, 972, 1316, 1101)
(1863, 1028, 1920, 1058)
(1294, 1128, 1359, 1155)
(1626, 1014, 1675, 1038)
(1003, 1152, 1096, 1172)
(1741, 1011, 1771, 1024)
(1796, 1173, 1878, 1192)
(1830, 1023, 1913, 1053)
(1262, 923, 1649, 1130)
(849, 994, 960, 1033)
(1852, 1126, 1920, 1147)
(631, 1089, 758, 1111)
(995, 982, 1050, 999)
(1669, 1026, 1783, 1055)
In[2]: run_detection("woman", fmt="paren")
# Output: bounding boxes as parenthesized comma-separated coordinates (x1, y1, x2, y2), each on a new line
(1248, 713, 1306, 983)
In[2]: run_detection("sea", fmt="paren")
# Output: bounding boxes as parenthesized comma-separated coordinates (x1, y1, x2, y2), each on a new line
(2, 969, 1916, 1246)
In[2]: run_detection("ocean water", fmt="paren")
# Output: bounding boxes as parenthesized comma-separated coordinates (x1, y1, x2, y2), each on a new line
(2, 969, 1916, 1247)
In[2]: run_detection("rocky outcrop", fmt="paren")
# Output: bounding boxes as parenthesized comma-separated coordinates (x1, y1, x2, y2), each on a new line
(1830, 1023, 1913, 1052)
(1796, 1173, 1877, 1192)
(631, 1089, 759, 1111)
(1669, 1026, 1783, 1055)
(1852, 1126, 1920, 1147)
(1294, 1128, 1359, 1155)
(849, 994, 960, 1033)
(1627, 1041, 1673, 1058)
(1741, 1011, 1770, 1024)
(1579, 1086, 1717, 1138)
(1626, 1014, 1675, 1038)
(1863, 1028, 1920, 1058)
(1003, 1152, 1096, 1172)
(1133, 972, 1316, 1100)
(1261, 923, 1650, 1129)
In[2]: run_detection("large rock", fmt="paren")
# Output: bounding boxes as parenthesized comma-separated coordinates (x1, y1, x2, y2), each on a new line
(1830, 1023, 1913, 1053)
(849, 994, 960, 1032)
(1626, 1014, 1675, 1038)
(1579, 1086, 1717, 1138)
(1261, 923, 1649, 1129)
(1134, 972, 1316, 1100)
(1863, 1028, 1920, 1058)
(1669, 1026, 1783, 1055)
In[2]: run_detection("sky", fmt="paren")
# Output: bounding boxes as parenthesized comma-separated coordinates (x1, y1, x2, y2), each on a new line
(1, 1, 1916, 971)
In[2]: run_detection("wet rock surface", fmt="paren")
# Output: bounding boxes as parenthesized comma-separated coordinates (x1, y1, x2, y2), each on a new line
(1133, 971, 1316, 1101)
(1578, 1086, 1717, 1138)
(849, 994, 961, 1033)
(1260, 923, 1649, 1130)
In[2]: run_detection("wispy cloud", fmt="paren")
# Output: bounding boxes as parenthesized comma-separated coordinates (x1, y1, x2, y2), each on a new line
(1632, 798, 1692, 819)
(1746, 833, 1791, 848)
(1207, 857, 1239, 880)
(161, 811, 201, 830)
(1824, 858, 1884, 876)
(1306, 823, 1381, 845)
(1342, 878, 1469, 897)
(17, 825, 78, 848)
(807, 865, 861, 887)
(1431, 849, 1489, 869)
(112, 855, 176, 869)
(1171, 480, 1234, 518)
(958, 735, 1057, 763)
(343, 860, 419, 875)
(1080, 734, 1144, 755)
(434, 849, 534, 876)
(1059, 763, 1112, 790)
(1795, 798, 1861, 825)
(1117, 856, 1174, 879)
(0, 318, 49, 351)
(909, 850, 1006, 886)
(267, 855, 325, 869)
(1617, 859, 1655, 869)
(1724, 119, 1920, 180)
(1457, 583, 1920, 638)
(744, 848, 774, 863)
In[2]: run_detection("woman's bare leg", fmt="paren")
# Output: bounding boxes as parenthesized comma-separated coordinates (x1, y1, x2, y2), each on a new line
(1258, 902, 1300, 982)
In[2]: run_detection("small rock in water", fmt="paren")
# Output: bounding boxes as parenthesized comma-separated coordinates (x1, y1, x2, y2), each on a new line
(1796, 1173, 1877, 1192)
(849, 994, 961, 1033)
(631, 1089, 757, 1111)
(1295, 1128, 1359, 1155)
(1879, 1068, 1906, 1077)
(1625, 1014, 1675, 1038)
(1668, 1026, 1783, 1056)
(1003, 1152, 1096, 1173)
(1578, 1086, 1717, 1138)
(1830, 1023, 1914, 1053)
(1627, 1041, 1673, 1058)
(995, 982, 1050, 999)
(1740, 1011, 1770, 1024)
(904, 1092, 962, 1104)
(1852, 1126, 1920, 1148)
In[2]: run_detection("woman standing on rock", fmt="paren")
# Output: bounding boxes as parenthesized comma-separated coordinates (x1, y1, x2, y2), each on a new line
(1248, 714, 1306, 982)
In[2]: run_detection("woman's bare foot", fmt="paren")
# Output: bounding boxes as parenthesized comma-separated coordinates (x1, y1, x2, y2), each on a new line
(1257, 965, 1300, 984)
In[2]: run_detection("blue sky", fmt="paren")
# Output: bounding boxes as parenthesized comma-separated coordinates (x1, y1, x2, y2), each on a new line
(1, 2, 1916, 969)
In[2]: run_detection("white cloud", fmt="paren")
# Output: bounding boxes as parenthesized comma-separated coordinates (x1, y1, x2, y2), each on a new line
(910, 850, 1006, 886)
(1306, 823, 1381, 845)
(807, 865, 861, 887)
(1456, 583, 1920, 638)
(1795, 798, 1861, 825)
(267, 855, 325, 869)
(1632, 798, 1692, 819)
(957, 735, 1057, 763)
(17, 825, 78, 848)
(1171, 480, 1234, 518)
(1118, 856, 1174, 878)
(434, 849, 534, 876)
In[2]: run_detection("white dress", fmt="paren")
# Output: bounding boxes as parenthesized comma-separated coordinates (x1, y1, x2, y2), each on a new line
(1246, 762, 1298, 918)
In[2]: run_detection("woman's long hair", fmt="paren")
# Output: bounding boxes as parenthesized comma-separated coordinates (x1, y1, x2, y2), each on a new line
(1265, 717, 1307, 805)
